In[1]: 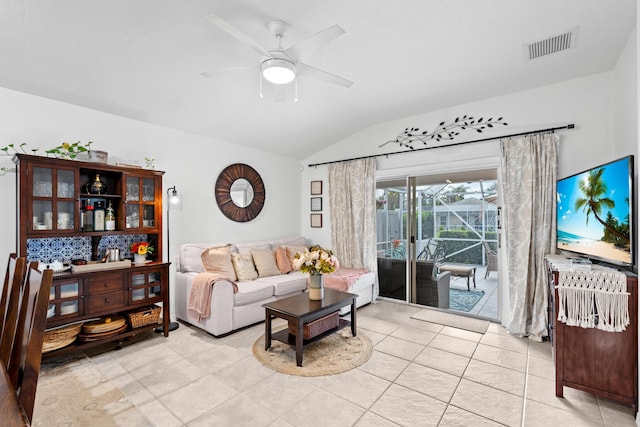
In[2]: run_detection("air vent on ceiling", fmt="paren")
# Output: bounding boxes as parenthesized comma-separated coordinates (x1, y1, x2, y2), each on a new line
(525, 28, 577, 61)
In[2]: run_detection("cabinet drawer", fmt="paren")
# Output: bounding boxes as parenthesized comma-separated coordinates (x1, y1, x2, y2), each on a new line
(86, 291, 127, 312)
(86, 272, 125, 295)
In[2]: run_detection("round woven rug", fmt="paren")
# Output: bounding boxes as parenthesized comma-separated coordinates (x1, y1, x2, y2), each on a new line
(252, 328, 372, 376)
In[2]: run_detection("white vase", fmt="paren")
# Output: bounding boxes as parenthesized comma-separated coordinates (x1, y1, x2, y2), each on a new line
(134, 254, 147, 265)
(309, 273, 324, 300)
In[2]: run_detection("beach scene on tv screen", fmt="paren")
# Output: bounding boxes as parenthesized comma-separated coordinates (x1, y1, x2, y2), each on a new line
(557, 157, 631, 264)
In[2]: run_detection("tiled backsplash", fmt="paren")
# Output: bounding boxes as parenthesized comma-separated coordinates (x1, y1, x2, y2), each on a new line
(27, 234, 149, 263)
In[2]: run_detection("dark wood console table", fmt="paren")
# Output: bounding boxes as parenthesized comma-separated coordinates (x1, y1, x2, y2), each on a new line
(547, 260, 637, 414)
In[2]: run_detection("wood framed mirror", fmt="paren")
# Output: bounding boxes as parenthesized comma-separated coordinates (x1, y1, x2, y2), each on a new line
(215, 163, 265, 222)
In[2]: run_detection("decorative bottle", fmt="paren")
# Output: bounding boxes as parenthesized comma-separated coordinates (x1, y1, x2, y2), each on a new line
(86, 174, 108, 195)
(79, 200, 86, 231)
(105, 200, 116, 231)
(84, 201, 94, 231)
(93, 201, 105, 231)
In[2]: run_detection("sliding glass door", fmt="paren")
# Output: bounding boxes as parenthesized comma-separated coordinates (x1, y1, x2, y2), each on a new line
(376, 170, 499, 320)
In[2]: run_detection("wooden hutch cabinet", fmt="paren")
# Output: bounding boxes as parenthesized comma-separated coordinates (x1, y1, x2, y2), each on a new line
(547, 261, 638, 414)
(14, 154, 170, 358)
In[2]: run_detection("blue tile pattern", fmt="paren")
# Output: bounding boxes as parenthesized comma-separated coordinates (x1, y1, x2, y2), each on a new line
(27, 234, 148, 263)
(97, 234, 148, 260)
(27, 236, 91, 263)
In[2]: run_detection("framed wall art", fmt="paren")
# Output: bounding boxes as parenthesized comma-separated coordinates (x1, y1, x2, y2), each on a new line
(310, 213, 323, 228)
(311, 197, 322, 212)
(310, 180, 323, 195)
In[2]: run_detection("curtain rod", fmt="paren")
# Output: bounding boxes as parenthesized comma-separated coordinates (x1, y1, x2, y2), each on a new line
(308, 123, 575, 168)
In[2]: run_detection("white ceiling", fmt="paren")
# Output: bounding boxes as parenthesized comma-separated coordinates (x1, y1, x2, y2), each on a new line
(0, 1, 635, 160)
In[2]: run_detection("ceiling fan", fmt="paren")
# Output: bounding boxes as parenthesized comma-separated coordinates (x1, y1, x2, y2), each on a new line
(201, 15, 353, 93)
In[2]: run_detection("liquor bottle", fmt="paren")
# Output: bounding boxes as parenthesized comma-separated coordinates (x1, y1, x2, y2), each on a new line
(105, 200, 116, 231)
(79, 199, 86, 231)
(84, 201, 94, 232)
(93, 201, 105, 231)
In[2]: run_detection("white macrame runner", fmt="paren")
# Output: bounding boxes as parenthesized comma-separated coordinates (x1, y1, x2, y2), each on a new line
(556, 269, 629, 332)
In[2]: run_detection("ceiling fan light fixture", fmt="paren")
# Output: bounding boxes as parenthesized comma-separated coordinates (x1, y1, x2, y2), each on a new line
(261, 58, 296, 84)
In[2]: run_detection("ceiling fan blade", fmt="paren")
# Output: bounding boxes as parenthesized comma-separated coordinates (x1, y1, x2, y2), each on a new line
(201, 65, 257, 78)
(205, 14, 269, 57)
(297, 63, 353, 88)
(285, 25, 345, 60)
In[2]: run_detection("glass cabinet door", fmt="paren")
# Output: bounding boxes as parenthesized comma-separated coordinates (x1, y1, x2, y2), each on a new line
(125, 175, 157, 229)
(32, 167, 53, 231)
(142, 178, 155, 228)
(125, 176, 139, 229)
(131, 270, 162, 302)
(125, 176, 139, 202)
(32, 166, 76, 232)
(49, 278, 82, 319)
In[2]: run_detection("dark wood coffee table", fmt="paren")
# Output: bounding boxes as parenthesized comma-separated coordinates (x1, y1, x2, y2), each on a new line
(262, 288, 357, 366)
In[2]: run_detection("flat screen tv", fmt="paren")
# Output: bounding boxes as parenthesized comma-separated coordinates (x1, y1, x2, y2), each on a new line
(556, 155, 634, 269)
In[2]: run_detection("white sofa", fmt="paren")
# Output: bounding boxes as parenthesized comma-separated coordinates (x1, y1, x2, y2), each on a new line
(174, 236, 376, 336)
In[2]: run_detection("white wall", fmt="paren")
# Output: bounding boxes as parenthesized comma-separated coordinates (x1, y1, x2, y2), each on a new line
(301, 38, 638, 325)
(0, 86, 303, 319)
(614, 26, 638, 158)
(301, 70, 629, 243)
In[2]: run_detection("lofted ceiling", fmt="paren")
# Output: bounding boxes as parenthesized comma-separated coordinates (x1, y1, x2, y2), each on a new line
(0, 1, 635, 160)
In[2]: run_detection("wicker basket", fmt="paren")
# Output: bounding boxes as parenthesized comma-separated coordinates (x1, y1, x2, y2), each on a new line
(288, 312, 339, 340)
(126, 305, 161, 328)
(42, 322, 83, 353)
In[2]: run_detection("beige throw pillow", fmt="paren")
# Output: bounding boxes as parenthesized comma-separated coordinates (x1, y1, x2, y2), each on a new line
(286, 245, 308, 270)
(252, 249, 281, 278)
(231, 252, 258, 281)
(200, 245, 237, 281)
(275, 246, 292, 274)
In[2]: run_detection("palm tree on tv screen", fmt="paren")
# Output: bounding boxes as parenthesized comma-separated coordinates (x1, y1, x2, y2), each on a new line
(574, 168, 630, 245)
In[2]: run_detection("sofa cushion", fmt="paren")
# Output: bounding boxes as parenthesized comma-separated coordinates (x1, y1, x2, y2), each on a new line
(286, 245, 308, 270)
(252, 249, 281, 278)
(179, 243, 229, 273)
(234, 280, 274, 306)
(232, 252, 258, 281)
(200, 245, 237, 281)
(235, 240, 271, 254)
(270, 236, 307, 247)
(255, 272, 307, 296)
(275, 246, 292, 274)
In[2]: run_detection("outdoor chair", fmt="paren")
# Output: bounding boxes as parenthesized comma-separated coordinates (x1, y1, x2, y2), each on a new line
(483, 241, 498, 279)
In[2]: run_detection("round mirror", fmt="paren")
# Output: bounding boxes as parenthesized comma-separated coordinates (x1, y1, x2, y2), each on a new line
(215, 163, 265, 222)
(230, 178, 254, 208)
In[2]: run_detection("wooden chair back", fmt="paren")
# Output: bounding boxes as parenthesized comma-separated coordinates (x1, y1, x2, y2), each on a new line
(0, 254, 28, 366)
(7, 262, 52, 424)
(0, 253, 17, 330)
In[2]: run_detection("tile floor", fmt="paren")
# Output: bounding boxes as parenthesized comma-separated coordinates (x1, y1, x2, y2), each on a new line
(34, 300, 637, 426)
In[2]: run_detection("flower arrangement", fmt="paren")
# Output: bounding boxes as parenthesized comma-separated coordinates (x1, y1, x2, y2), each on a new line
(131, 241, 154, 256)
(293, 245, 338, 275)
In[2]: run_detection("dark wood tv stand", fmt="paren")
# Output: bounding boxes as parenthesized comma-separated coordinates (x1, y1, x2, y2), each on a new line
(547, 259, 637, 414)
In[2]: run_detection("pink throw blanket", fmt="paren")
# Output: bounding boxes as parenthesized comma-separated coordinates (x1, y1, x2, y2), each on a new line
(187, 273, 238, 322)
(323, 268, 368, 292)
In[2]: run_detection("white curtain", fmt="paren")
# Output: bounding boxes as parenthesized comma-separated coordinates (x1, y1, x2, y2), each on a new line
(500, 133, 558, 341)
(328, 158, 378, 300)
